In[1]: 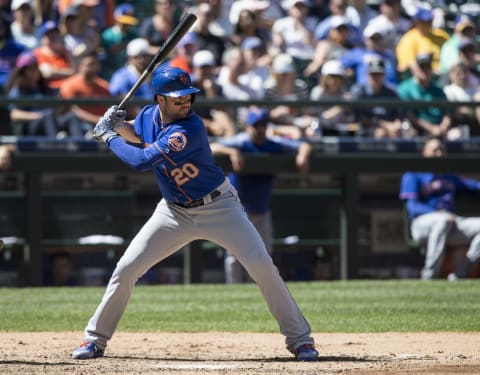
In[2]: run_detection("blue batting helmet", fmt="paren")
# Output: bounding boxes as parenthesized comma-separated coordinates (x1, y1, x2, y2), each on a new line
(152, 67, 200, 98)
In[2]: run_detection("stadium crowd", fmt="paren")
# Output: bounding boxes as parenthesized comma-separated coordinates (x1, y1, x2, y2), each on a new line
(0, 0, 478, 143)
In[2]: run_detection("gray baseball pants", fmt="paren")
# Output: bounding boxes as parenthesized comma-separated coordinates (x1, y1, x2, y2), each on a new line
(82, 178, 313, 353)
(411, 211, 480, 278)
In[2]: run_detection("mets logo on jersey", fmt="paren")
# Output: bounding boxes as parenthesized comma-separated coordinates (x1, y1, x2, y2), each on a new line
(167, 132, 187, 152)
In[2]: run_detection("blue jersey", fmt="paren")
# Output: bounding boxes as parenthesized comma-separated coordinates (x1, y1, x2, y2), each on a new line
(399, 172, 480, 221)
(109, 66, 153, 100)
(108, 104, 225, 204)
(220, 133, 301, 214)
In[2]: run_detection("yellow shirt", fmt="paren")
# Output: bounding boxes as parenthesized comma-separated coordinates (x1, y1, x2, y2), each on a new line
(395, 28, 450, 73)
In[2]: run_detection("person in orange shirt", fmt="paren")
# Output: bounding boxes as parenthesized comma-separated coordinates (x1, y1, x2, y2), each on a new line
(33, 21, 74, 91)
(168, 31, 197, 74)
(59, 52, 111, 138)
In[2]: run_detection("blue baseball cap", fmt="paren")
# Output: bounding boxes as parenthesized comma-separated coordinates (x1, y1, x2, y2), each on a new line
(38, 20, 58, 38)
(246, 109, 269, 126)
(413, 7, 433, 22)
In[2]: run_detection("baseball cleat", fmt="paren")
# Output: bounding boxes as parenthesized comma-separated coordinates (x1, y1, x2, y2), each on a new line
(72, 341, 104, 360)
(294, 344, 319, 361)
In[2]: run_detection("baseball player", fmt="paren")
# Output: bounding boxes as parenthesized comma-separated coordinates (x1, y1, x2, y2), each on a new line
(210, 108, 312, 283)
(71, 67, 319, 361)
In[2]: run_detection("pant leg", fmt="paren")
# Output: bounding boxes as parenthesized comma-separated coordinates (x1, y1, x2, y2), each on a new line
(411, 211, 455, 278)
(193, 188, 313, 353)
(84, 200, 193, 349)
(225, 211, 273, 284)
(449, 216, 480, 276)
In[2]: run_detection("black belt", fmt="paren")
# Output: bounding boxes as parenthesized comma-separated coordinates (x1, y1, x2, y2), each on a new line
(172, 190, 221, 208)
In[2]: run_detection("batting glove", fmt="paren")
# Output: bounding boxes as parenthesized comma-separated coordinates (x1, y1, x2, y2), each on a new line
(93, 106, 126, 143)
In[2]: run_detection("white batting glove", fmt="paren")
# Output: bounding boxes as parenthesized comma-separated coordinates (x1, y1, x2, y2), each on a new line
(93, 105, 126, 143)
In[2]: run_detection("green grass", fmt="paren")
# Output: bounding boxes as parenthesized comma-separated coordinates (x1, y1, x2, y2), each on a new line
(0, 280, 479, 332)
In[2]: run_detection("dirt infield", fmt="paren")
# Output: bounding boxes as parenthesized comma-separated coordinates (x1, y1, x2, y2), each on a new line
(0, 332, 478, 374)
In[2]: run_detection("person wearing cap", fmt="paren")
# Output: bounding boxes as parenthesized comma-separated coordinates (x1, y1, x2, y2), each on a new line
(264, 53, 310, 139)
(60, 5, 101, 65)
(33, 20, 74, 90)
(271, 0, 317, 83)
(10, 0, 38, 50)
(109, 38, 152, 116)
(58, 0, 115, 32)
(340, 20, 398, 87)
(310, 59, 357, 136)
(192, 2, 226, 67)
(101, 3, 139, 79)
(191, 49, 236, 137)
(350, 57, 408, 138)
(304, 15, 352, 78)
(439, 15, 478, 75)
(395, 6, 449, 78)
(168, 32, 197, 74)
(397, 52, 460, 140)
(210, 108, 312, 283)
(5, 51, 59, 137)
(59, 52, 111, 138)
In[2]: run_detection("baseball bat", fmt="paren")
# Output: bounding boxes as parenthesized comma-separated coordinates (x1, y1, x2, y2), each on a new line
(117, 12, 198, 110)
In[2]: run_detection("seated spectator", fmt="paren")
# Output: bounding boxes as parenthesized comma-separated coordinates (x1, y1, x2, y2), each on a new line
(456, 38, 480, 86)
(264, 53, 310, 139)
(10, 0, 38, 50)
(139, 0, 181, 50)
(192, 2, 227, 67)
(271, 0, 316, 84)
(60, 5, 101, 67)
(210, 108, 312, 283)
(345, 0, 378, 34)
(397, 53, 459, 140)
(101, 3, 139, 79)
(439, 14, 477, 75)
(5, 51, 59, 137)
(44, 252, 78, 286)
(340, 20, 398, 88)
(168, 31, 197, 74)
(59, 0, 114, 33)
(304, 15, 352, 79)
(0, 19, 26, 93)
(395, 7, 449, 79)
(33, 21, 74, 91)
(309, 59, 357, 137)
(351, 57, 409, 138)
(400, 136, 480, 280)
(109, 38, 152, 117)
(365, 0, 410, 47)
(31, 0, 60, 26)
(229, 4, 271, 47)
(191, 49, 236, 137)
(443, 62, 480, 136)
(0, 144, 15, 171)
(59, 53, 110, 138)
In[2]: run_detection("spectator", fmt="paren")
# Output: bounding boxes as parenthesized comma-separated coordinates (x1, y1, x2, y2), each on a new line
(0, 144, 15, 171)
(60, 5, 100, 67)
(101, 3, 139, 79)
(31, 0, 59, 27)
(439, 14, 477, 75)
(456, 38, 480, 86)
(229, 3, 271, 47)
(139, 0, 180, 50)
(304, 15, 352, 79)
(59, 52, 110, 138)
(192, 2, 227, 67)
(0, 19, 27, 93)
(210, 108, 312, 283)
(366, 0, 410, 47)
(443, 62, 480, 136)
(191, 49, 236, 137)
(397, 53, 458, 140)
(309, 59, 357, 137)
(400, 136, 480, 280)
(345, 0, 378, 33)
(44, 252, 78, 286)
(264, 53, 310, 139)
(5, 51, 59, 137)
(10, 0, 38, 50)
(351, 57, 408, 138)
(340, 20, 398, 88)
(395, 7, 449, 79)
(168, 31, 197, 74)
(109, 38, 152, 117)
(33, 20, 74, 91)
(271, 0, 316, 83)
(58, 0, 114, 32)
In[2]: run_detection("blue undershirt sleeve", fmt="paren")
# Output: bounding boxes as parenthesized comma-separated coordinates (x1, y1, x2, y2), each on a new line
(107, 137, 163, 171)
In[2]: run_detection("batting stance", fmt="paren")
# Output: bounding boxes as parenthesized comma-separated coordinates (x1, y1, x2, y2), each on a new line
(71, 67, 318, 361)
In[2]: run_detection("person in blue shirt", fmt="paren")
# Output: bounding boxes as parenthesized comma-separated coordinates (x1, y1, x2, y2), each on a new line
(210, 108, 312, 283)
(71, 67, 318, 362)
(400, 136, 480, 280)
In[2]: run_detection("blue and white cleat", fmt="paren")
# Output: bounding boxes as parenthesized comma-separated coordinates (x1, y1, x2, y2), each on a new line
(294, 344, 319, 361)
(72, 341, 104, 360)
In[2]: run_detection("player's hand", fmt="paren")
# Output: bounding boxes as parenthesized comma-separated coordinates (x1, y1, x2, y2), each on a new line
(105, 105, 127, 127)
(93, 106, 124, 143)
